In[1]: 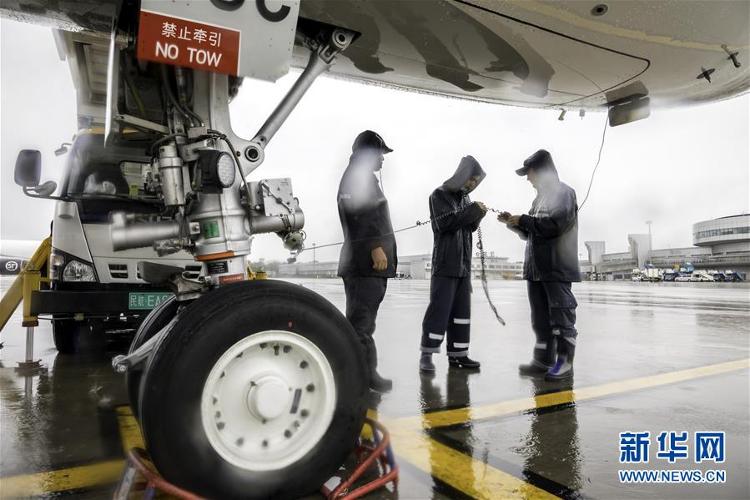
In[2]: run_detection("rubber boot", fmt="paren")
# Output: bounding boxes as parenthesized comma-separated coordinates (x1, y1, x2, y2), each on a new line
(448, 356, 481, 370)
(545, 337, 575, 381)
(366, 344, 392, 393)
(420, 353, 436, 373)
(518, 360, 551, 376)
(370, 370, 393, 393)
(519, 336, 557, 376)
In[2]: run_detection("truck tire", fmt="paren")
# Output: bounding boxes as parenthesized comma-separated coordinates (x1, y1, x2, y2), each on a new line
(52, 319, 101, 355)
(52, 319, 78, 354)
(138, 280, 368, 499)
(126, 295, 180, 418)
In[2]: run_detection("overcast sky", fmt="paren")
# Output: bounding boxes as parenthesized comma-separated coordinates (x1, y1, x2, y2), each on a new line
(1, 19, 748, 262)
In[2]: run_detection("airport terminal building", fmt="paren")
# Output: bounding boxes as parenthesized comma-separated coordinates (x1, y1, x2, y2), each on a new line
(583, 214, 750, 279)
(276, 252, 524, 280)
(276, 215, 749, 281)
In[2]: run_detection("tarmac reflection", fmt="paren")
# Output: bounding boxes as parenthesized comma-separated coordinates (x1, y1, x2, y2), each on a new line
(420, 369, 478, 498)
(519, 378, 583, 498)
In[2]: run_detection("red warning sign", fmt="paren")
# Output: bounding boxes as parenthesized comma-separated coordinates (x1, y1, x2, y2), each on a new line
(137, 10, 240, 76)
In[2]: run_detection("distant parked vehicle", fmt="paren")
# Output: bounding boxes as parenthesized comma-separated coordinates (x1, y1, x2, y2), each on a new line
(689, 271, 715, 282)
(675, 275, 692, 282)
(662, 270, 678, 282)
(642, 267, 662, 282)
(631, 267, 663, 282)
(680, 263, 695, 274)
(724, 271, 745, 282)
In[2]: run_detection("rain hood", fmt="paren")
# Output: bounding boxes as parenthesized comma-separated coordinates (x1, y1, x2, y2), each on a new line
(442, 155, 486, 193)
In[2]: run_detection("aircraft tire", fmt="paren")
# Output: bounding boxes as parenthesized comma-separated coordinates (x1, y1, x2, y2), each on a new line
(126, 295, 179, 418)
(138, 280, 369, 499)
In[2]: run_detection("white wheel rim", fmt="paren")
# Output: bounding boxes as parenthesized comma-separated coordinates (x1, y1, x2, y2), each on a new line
(200, 330, 337, 471)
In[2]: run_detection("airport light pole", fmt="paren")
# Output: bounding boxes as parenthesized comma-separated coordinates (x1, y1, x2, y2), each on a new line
(646, 220, 653, 264)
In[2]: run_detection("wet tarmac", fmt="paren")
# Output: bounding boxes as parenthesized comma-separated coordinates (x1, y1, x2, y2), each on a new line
(1, 277, 748, 499)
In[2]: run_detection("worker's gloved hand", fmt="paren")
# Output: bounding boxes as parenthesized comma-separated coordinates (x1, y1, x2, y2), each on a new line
(505, 215, 522, 226)
(371, 246, 388, 271)
(497, 211, 511, 223)
(475, 201, 488, 215)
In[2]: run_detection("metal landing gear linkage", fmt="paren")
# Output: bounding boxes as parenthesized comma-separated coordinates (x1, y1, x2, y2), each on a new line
(242, 27, 355, 171)
(111, 26, 355, 376)
(111, 26, 385, 499)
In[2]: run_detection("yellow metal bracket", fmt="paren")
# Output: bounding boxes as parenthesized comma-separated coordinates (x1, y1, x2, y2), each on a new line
(246, 264, 268, 280)
(0, 237, 51, 332)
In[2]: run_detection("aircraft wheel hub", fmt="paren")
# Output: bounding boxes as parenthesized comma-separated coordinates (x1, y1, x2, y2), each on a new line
(247, 376, 290, 421)
(200, 330, 337, 471)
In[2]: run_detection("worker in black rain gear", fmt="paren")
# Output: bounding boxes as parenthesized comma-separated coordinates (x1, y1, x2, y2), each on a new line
(498, 149, 580, 381)
(420, 155, 488, 373)
(337, 130, 397, 393)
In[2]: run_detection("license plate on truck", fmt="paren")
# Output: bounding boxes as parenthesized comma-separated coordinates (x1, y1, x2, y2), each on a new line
(128, 292, 173, 310)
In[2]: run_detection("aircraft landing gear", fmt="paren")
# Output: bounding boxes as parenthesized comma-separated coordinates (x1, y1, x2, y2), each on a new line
(127, 280, 369, 498)
(115, 417, 399, 500)
(101, 20, 368, 498)
(125, 295, 180, 417)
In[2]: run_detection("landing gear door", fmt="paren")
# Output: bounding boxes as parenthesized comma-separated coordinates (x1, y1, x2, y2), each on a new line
(136, 0, 300, 81)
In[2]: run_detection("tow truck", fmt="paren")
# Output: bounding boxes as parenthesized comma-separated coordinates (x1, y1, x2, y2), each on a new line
(20, 131, 204, 353)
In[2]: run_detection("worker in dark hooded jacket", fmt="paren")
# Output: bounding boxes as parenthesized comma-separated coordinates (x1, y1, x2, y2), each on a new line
(337, 130, 397, 393)
(420, 156, 488, 373)
(499, 149, 580, 381)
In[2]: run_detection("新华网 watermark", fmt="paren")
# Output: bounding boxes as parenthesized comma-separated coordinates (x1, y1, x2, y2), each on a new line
(618, 431, 726, 484)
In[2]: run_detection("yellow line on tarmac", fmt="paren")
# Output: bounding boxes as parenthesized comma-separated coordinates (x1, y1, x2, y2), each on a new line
(0, 408, 141, 498)
(112, 405, 552, 499)
(1, 359, 747, 498)
(116, 405, 145, 451)
(0, 460, 124, 497)
(394, 358, 750, 431)
(384, 358, 749, 498)
(390, 427, 557, 500)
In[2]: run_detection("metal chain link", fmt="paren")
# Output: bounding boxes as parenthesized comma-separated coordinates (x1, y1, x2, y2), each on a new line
(303, 200, 506, 327)
(476, 225, 506, 326)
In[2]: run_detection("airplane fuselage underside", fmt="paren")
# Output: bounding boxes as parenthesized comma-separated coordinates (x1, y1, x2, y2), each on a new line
(2, 0, 748, 113)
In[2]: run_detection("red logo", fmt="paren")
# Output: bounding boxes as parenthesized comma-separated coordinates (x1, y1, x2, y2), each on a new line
(137, 10, 240, 75)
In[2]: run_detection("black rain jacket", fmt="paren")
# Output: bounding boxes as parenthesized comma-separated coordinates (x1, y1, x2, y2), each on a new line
(429, 156, 487, 278)
(337, 156, 397, 278)
(516, 176, 581, 282)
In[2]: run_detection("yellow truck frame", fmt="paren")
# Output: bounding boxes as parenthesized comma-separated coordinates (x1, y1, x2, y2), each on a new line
(0, 237, 51, 367)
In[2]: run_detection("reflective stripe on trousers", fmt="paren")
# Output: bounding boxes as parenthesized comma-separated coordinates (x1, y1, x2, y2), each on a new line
(421, 276, 471, 356)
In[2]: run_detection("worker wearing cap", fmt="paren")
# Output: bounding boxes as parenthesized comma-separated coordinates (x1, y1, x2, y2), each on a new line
(337, 130, 397, 393)
(498, 150, 580, 381)
(420, 156, 488, 373)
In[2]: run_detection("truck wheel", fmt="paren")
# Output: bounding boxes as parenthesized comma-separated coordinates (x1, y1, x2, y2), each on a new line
(138, 280, 368, 499)
(126, 296, 180, 418)
(52, 319, 101, 354)
(52, 319, 78, 354)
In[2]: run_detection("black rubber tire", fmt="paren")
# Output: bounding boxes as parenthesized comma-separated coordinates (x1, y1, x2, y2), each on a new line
(52, 319, 78, 354)
(52, 319, 101, 354)
(138, 280, 369, 499)
(126, 296, 180, 418)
